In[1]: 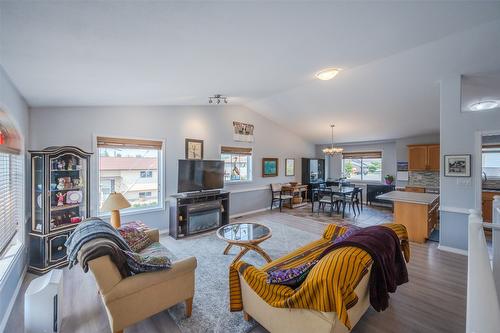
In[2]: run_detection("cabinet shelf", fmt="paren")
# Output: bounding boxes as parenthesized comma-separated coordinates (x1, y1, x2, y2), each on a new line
(51, 187, 83, 192)
(51, 204, 80, 211)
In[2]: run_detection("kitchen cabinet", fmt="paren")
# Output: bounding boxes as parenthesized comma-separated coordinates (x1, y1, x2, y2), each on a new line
(408, 144, 440, 171)
(482, 191, 497, 223)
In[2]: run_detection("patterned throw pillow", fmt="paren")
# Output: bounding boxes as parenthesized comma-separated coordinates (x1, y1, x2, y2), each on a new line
(124, 242, 172, 273)
(266, 260, 318, 288)
(118, 226, 153, 253)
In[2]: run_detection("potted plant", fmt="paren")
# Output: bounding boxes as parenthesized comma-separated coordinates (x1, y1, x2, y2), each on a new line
(384, 174, 394, 185)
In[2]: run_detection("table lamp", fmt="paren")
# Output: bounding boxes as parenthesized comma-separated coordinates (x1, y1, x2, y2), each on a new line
(101, 192, 131, 228)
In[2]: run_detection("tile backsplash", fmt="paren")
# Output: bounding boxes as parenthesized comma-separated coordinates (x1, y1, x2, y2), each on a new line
(408, 171, 439, 188)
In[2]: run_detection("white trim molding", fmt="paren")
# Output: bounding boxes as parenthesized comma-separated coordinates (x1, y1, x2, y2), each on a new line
(438, 245, 468, 256)
(0, 266, 26, 333)
(440, 206, 472, 215)
(226, 186, 269, 194)
(230, 206, 271, 219)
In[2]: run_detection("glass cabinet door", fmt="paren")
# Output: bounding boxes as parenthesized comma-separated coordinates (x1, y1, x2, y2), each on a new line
(49, 153, 88, 232)
(32, 155, 45, 233)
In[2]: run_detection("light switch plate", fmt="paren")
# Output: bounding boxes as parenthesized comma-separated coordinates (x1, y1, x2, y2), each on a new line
(456, 178, 472, 186)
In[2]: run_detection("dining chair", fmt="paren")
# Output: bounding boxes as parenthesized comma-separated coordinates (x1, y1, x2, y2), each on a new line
(270, 183, 293, 212)
(317, 188, 339, 216)
(341, 187, 361, 216)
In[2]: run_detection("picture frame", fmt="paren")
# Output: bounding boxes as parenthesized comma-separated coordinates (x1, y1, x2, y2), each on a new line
(262, 158, 278, 177)
(185, 138, 204, 160)
(444, 154, 471, 177)
(285, 158, 295, 176)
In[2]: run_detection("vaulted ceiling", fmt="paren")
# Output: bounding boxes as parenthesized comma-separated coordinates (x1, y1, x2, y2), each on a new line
(1, 1, 500, 143)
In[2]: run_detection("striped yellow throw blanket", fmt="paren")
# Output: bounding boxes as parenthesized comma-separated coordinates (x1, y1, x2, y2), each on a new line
(229, 223, 410, 329)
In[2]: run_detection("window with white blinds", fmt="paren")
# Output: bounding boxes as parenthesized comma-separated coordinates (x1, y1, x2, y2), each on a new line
(0, 152, 23, 254)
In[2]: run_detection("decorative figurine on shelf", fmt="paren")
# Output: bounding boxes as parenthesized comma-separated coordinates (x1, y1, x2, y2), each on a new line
(72, 178, 80, 187)
(57, 178, 65, 190)
(67, 158, 74, 170)
(56, 192, 66, 206)
(57, 160, 64, 170)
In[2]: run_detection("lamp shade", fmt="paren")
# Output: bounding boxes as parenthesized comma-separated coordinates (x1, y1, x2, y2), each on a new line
(101, 192, 131, 212)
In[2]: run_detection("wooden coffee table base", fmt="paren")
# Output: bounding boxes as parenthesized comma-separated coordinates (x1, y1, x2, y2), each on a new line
(223, 243, 272, 263)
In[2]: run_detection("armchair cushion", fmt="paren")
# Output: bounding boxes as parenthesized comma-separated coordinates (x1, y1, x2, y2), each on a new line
(104, 256, 197, 302)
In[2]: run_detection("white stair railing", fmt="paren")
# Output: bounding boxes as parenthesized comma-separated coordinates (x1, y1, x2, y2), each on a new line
(466, 209, 500, 333)
(492, 196, 500, 297)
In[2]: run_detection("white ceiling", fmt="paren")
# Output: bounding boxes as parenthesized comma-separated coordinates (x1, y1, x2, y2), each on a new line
(1, 1, 500, 143)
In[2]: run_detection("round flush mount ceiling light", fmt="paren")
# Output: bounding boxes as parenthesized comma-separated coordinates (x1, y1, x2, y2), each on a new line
(469, 100, 499, 111)
(315, 68, 342, 81)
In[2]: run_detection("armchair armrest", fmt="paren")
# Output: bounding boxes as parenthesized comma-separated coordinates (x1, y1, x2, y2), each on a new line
(145, 229, 159, 242)
(104, 256, 197, 302)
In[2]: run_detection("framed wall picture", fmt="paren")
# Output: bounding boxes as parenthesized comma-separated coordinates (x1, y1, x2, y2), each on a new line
(285, 158, 295, 176)
(444, 154, 471, 177)
(185, 138, 204, 160)
(262, 158, 278, 177)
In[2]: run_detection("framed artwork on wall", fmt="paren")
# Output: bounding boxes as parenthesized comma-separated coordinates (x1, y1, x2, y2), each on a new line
(444, 154, 471, 177)
(285, 158, 295, 176)
(262, 158, 278, 177)
(185, 138, 204, 160)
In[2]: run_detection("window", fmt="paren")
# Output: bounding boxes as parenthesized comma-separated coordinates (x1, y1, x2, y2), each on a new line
(97, 136, 163, 214)
(482, 147, 500, 179)
(139, 191, 152, 199)
(140, 170, 153, 178)
(0, 118, 23, 256)
(221, 146, 252, 182)
(342, 151, 382, 182)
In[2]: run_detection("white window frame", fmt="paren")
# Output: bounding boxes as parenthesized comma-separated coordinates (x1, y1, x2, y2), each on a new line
(0, 152, 25, 286)
(341, 153, 383, 183)
(220, 147, 253, 184)
(94, 134, 165, 217)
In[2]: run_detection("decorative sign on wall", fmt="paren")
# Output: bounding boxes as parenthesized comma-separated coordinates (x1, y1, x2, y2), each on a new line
(233, 121, 254, 142)
(285, 158, 295, 176)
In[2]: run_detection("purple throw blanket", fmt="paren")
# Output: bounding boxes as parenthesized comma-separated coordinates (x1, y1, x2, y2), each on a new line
(318, 225, 409, 311)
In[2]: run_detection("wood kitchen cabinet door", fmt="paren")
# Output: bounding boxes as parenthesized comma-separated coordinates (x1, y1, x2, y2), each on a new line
(427, 145, 440, 171)
(482, 191, 496, 223)
(408, 146, 428, 171)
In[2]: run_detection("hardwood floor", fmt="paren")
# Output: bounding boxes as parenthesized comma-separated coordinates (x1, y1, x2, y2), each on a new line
(5, 207, 467, 333)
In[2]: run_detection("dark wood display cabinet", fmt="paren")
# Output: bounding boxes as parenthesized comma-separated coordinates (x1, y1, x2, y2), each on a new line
(28, 146, 92, 274)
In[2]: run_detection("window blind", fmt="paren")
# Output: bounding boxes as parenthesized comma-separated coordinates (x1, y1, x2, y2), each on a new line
(342, 151, 382, 159)
(0, 152, 23, 254)
(96, 136, 163, 150)
(221, 146, 253, 155)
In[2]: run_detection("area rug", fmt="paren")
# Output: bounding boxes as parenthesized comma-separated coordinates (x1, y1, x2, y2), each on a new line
(160, 215, 320, 333)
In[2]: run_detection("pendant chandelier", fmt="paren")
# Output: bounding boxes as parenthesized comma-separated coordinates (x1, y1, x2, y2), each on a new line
(322, 124, 343, 156)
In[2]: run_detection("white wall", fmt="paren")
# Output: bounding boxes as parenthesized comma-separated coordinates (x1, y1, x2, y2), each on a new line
(440, 74, 500, 251)
(0, 66, 29, 330)
(29, 105, 316, 228)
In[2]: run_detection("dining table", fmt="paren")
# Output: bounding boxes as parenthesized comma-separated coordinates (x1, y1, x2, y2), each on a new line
(311, 186, 363, 218)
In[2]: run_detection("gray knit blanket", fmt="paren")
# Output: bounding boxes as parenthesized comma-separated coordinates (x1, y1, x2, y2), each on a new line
(65, 217, 171, 276)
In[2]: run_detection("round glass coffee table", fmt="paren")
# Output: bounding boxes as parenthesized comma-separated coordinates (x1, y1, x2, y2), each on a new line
(217, 223, 272, 263)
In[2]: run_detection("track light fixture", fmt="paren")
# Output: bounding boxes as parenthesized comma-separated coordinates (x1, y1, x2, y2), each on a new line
(208, 94, 228, 104)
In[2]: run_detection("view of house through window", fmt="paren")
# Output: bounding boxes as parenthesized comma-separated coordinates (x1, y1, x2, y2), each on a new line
(342, 151, 382, 181)
(97, 136, 163, 213)
(482, 148, 500, 178)
(221, 146, 252, 182)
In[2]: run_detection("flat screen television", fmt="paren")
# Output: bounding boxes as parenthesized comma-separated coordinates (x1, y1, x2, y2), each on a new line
(178, 160, 225, 193)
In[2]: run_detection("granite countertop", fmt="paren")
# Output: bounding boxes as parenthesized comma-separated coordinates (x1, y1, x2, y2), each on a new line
(376, 191, 439, 205)
(483, 188, 500, 193)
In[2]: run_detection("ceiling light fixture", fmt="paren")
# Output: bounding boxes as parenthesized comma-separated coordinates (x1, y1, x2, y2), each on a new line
(469, 100, 499, 111)
(315, 68, 342, 81)
(209, 94, 228, 104)
(322, 124, 343, 156)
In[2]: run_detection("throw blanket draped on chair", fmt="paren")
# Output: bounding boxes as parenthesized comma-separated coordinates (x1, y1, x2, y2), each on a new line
(229, 223, 410, 329)
(65, 217, 171, 276)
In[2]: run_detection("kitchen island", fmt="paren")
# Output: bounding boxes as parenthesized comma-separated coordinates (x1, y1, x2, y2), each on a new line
(377, 191, 439, 243)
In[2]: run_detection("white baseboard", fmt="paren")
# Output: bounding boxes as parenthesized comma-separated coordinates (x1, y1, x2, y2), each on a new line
(438, 245, 468, 256)
(0, 266, 27, 333)
(230, 206, 271, 219)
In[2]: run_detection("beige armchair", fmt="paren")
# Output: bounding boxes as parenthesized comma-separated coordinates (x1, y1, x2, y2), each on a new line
(84, 229, 197, 333)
